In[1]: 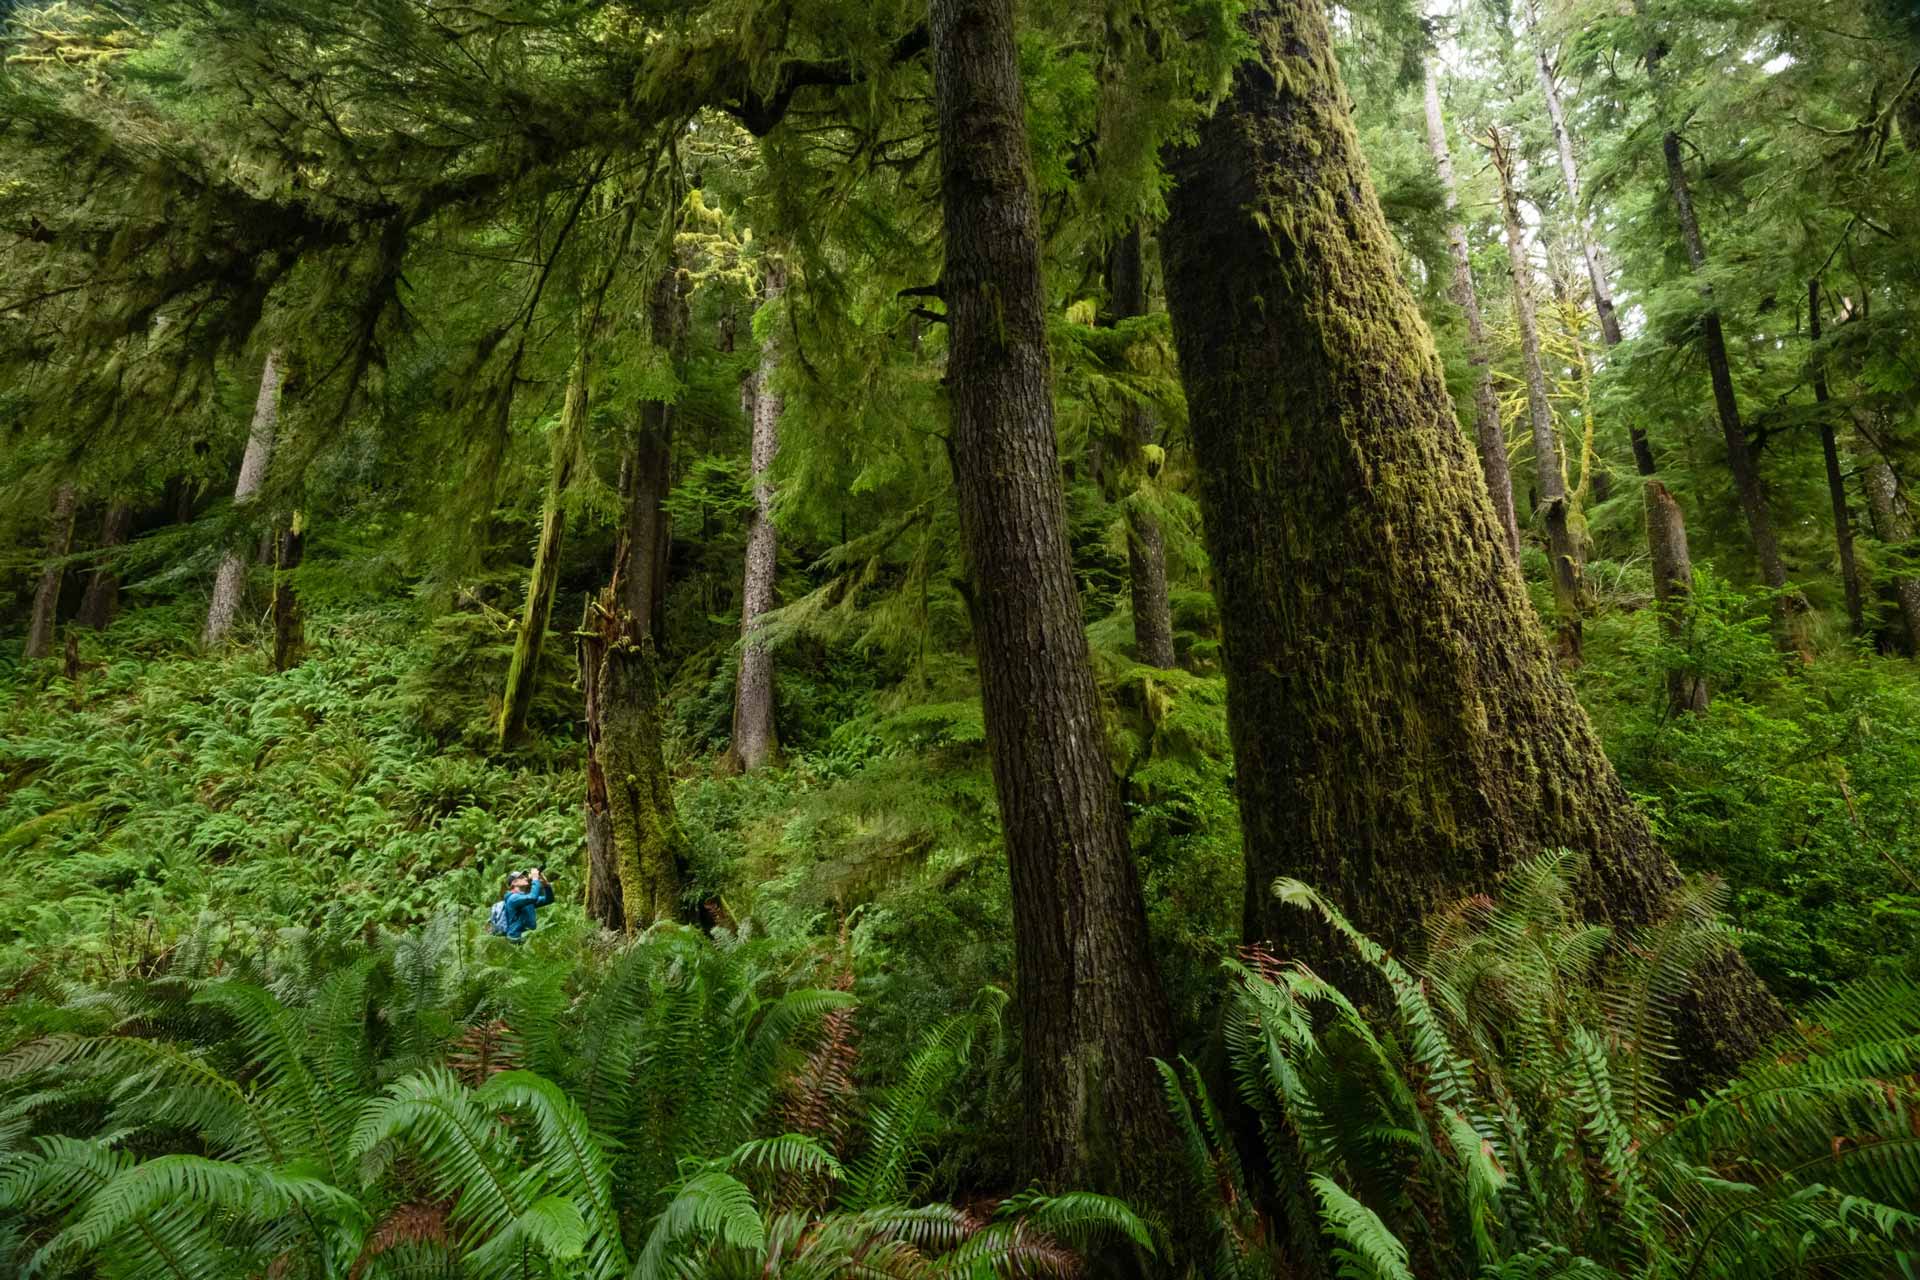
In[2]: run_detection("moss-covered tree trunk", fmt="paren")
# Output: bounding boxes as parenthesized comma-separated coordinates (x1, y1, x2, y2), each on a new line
(1646, 480, 1709, 714)
(621, 263, 686, 646)
(204, 349, 283, 648)
(931, 0, 1178, 1197)
(1809, 280, 1864, 637)
(1161, 0, 1785, 1090)
(1422, 66, 1520, 560)
(578, 591, 626, 932)
(76, 502, 131, 631)
(272, 513, 305, 672)
(497, 348, 588, 747)
(726, 260, 784, 773)
(1490, 129, 1584, 661)
(1105, 226, 1179, 668)
(598, 612, 687, 929)
(25, 482, 77, 661)
(1861, 456, 1920, 654)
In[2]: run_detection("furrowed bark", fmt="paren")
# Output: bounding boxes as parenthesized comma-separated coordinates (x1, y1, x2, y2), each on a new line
(1422, 65, 1521, 559)
(272, 512, 305, 672)
(1162, 0, 1785, 1091)
(204, 349, 283, 648)
(25, 483, 77, 661)
(77, 502, 132, 631)
(621, 263, 687, 646)
(497, 347, 588, 747)
(1809, 280, 1864, 637)
(579, 592, 626, 932)
(598, 611, 688, 928)
(1490, 128, 1584, 662)
(1106, 225, 1179, 667)
(930, 0, 1178, 1199)
(726, 260, 786, 773)
(1646, 480, 1709, 714)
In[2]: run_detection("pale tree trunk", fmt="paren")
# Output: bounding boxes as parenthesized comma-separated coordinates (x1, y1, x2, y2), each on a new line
(1490, 129, 1585, 662)
(931, 0, 1179, 1205)
(497, 347, 588, 747)
(1422, 65, 1521, 560)
(1646, 480, 1709, 714)
(77, 502, 132, 630)
(1809, 279, 1864, 636)
(1861, 455, 1920, 654)
(25, 483, 77, 661)
(204, 349, 283, 647)
(1105, 226, 1179, 666)
(726, 260, 785, 773)
(1162, 0, 1785, 1095)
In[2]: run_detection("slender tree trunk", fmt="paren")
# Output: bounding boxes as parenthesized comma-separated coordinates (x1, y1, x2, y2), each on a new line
(1861, 456, 1920, 654)
(931, 0, 1177, 1197)
(272, 513, 305, 672)
(726, 261, 785, 773)
(1646, 480, 1709, 714)
(76, 502, 132, 631)
(204, 349, 283, 647)
(1423, 66, 1522, 559)
(25, 483, 77, 661)
(621, 263, 686, 646)
(1105, 226, 1180, 667)
(1490, 130, 1585, 662)
(1162, 0, 1785, 1092)
(497, 348, 588, 747)
(1809, 279, 1865, 636)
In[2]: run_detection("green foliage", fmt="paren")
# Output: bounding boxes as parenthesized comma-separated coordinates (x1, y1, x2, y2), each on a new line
(1164, 855, 1920, 1278)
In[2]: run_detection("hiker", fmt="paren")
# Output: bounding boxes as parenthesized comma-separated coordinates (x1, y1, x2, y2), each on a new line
(489, 867, 554, 941)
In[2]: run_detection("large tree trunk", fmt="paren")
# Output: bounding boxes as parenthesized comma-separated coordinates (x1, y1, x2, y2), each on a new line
(76, 502, 132, 631)
(1161, 0, 1785, 1090)
(1105, 226, 1180, 667)
(620, 264, 686, 646)
(579, 591, 626, 933)
(25, 482, 77, 661)
(726, 261, 786, 773)
(597, 606, 687, 929)
(1646, 480, 1709, 714)
(272, 513, 305, 672)
(497, 348, 588, 747)
(204, 349, 283, 647)
(1861, 456, 1920, 654)
(1490, 129, 1585, 662)
(930, 0, 1177, 1198)
(1422, 66, 1521, 559)
(1809, 279, 1865, 637)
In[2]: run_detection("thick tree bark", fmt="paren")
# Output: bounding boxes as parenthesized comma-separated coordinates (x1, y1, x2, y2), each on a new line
(1422, 67, 1521, 561)
(599, 616, 687, 928)
(931, 0, 1177, 1197)
(621, 264, 687, 646)
(579, 592, 626, 932)
(726, 261, 785, 773)
(76, 502, 132, 631)
(1490, 130, 1585, 662)
(25, 483, 77, 661)
(1646, 480, 1709, 714)
(272, 513, 305, 672)
(497, 348, 588, 747)
(1105, 226, 1180, 667)
(204, 349, 283, 647)
(1162, 0, 1785, 1090)
(1861, 457, 1920, 654)
(1809, 280, 1865, 637)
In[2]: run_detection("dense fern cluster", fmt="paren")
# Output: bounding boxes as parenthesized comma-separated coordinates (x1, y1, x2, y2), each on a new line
(0, 915, 1141, 1278)
(1164, 855, 1920, 1278)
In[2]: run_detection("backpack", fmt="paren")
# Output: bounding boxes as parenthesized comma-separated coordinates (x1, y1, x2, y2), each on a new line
(488, 899, 509, 936)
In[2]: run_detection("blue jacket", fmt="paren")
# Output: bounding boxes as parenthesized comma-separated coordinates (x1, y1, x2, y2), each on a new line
(498, 878, 554, 940)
